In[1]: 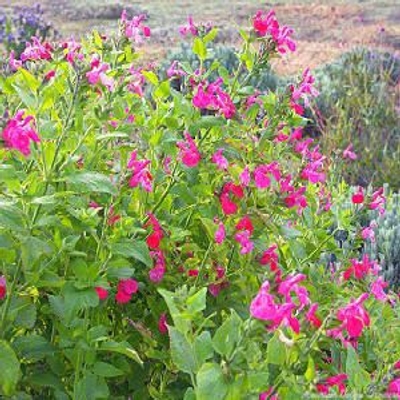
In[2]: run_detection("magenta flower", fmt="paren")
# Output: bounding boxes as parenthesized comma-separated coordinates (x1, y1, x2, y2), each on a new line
(127, 151, 153, 192)
(234, 230, 254, 254)
(86, 55, 115, 92)
(0, 276, 6, 300)
(120, 11, 151, 43)
(336, 293, 370, 339)
(116, 278, 139, 304)
(179, 16, 199, 36)
(370, 187, 386, 215)
(9, 51, 22, 71)
(306, 303, 322, 328)
(20, 37, 52, 62)
(149, 250, 166, 283)
(371, 277, 388, 302)
(361, 223, 376, 242)
(192, 80, 236, 119)
(95, 287, 109, 301)
(254, 162, 281, 189)
(316, 374, 347, 396)
(2, 110, 40, 156)
(211, 149, 229, 170)
(278, 273, 310, 309)
(167, 61, 186, 78)
(239, 166, 251, 187)
(343, 144, 357, 160)
(61, 38, 83, 64)
(158, 313, 168, 335)
(177, 132, 201, 167)
(215, 222, 226, 245)
(387, 377, 400, 398)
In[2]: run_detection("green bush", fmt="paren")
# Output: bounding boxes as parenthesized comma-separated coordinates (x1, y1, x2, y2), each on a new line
(309, 48, 400, 189)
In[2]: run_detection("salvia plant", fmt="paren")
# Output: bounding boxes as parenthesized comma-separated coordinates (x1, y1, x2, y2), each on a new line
(0, 8, 400, 400)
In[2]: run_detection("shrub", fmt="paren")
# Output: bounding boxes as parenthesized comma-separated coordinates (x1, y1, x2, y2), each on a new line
(309, 48, 400, 189)
(0, 9, 400, 399)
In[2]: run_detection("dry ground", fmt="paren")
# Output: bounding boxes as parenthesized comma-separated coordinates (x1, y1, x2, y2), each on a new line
(1, 0, 399, 74)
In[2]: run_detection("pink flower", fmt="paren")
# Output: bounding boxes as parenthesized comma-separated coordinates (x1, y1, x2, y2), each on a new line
(219, 182, 244, 215)
(254, 162, 281, 189)
(158, 313, 168, 335)
(306, 303, 322, 328)
(177, 132, 201, 167)
(352, 187, 364, 204)
(9, 51, 22, 71)
(144, 213, 164, 249)
(107, 205, 121, 226)
(259, 388, 278, 400)
(253, 10, 296, 54)
(284, 186, 308, 213)
(234, 230, 254, 254)
(61, 38, 83, 64)
(192, 80, 236, 119)
(316, 374, 347, 396)
(20, 37, 52, 62)
(343, 144, 357, 160)
(336, 293, 370, 339)
(178, 16, 212, 37)
(371, 277, 388, 302)
(260, 245, 279, 272)
(0, 276, 6, 300)
(128, 67, 146, 97)
(361, 223, 376, 242)
(236, 215, 254, 234)
(208, 266, 229, 297)
(387, 378, 400, 398)
(95, 287, 109, 300)
(120, 11, 151, 43)
(211, 149, 229, 170)
(116, 279, 139, 304)
(127, 151, 153, 192)
(167, 60, 186, 78)
(215, 222, 226, 245)
(239, 166, 251, 187)
(370, 187, 386, 214)
(278, 273, 309, 308)
(343, 255, 374, 281)
(86, 55, 115, 91)
(149, 250, 166, 283)
(2, 110, 40, 156)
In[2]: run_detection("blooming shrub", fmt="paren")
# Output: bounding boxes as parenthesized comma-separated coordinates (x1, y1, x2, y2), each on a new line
(0, 9, 400, 399)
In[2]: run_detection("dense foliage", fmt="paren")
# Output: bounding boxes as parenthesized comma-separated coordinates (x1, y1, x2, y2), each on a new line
(1, 8, 400, 400)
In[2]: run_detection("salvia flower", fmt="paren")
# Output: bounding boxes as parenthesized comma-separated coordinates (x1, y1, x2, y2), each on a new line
(158, 313, 168, 335)
(20, 36, 52, 62)
(211, 148, 229, 170)
(214, 221, 226, 245)
(120, 11, 151, 43)
(316, 374, 347, 396)
(371, 277, 388, 302)
(0, 276, 6, 300)
(95, 286, 109, 301)
(145, 213, 164, 249)
(254, 162, 281, 189)
(387, 377, 400, 398)
(306, 303, 322, 328)
(352, 187, 365, 204)
(127, 150, 153, 192)
(343, 143, 357, 160)
(177, 132, 201, 167)
(2, 110, 40, 156)
(86, 54, 115, 92)
(219, 182, 244, 215)
(116, 278, 139, 304)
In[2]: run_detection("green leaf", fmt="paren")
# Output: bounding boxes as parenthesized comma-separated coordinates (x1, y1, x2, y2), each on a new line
(14, 335, 54, 362)
(75, 373, 109, 400)
(186, 287, 207, 315)
(169, 326, 197, 374)
(158, 289, 191, 333)
(196, 363, 228, 400)
(193, 38, 207, 61)
(203, 28, 219, 43)
(305, 356, 315, 382)
(194, 331, 213, 367)
(92, 362, 124, 378)
(0, 340, 21, 396)
(111, 240, 152, 267)
(99, 341, 142, 366)
(0, 201, 26, 231)
(267, 333, 286, 365)
(346, 346, 371, 391)
(212, 310, 242, 358)
(65, 172, 117, 195)
(142, 70, 159, 86)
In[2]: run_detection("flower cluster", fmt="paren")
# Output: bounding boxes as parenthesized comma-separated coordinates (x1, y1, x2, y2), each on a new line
(127, 150, 153, 192)
(120, 11, 151, 44)
(2, 110, 40, 156)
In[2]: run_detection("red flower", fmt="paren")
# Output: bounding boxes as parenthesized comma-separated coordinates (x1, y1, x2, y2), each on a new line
(0, 276, 6, 300)
(116, 278, 139, 304)
(352, 187, 364, 204)
(95, 286, 109, 300)
(158, 313, 168, 335)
